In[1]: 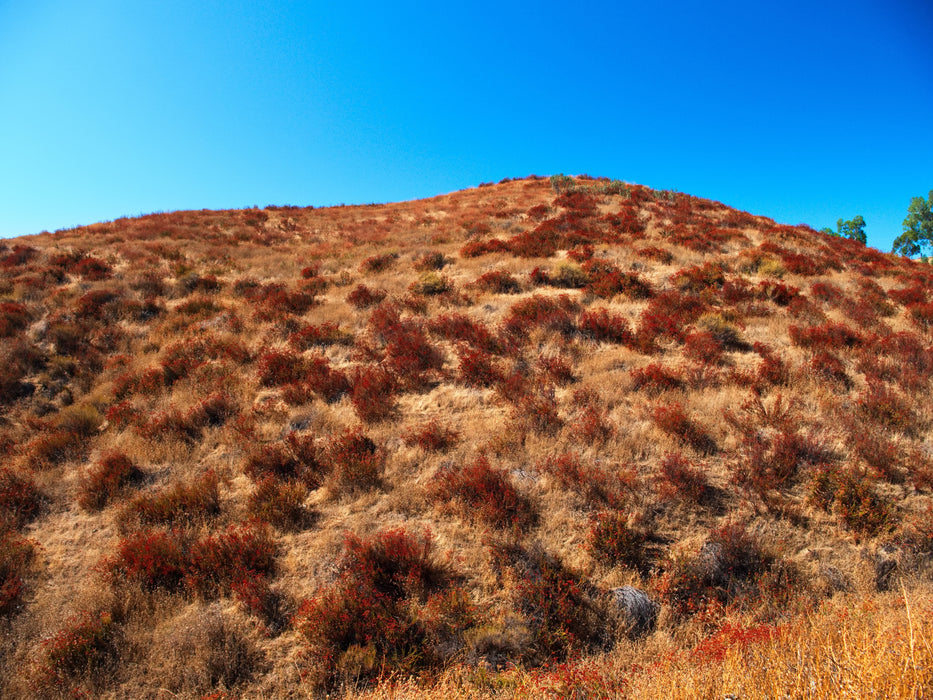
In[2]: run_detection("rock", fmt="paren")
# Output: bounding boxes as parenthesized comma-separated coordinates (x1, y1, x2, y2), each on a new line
(609, 586, 658, 637)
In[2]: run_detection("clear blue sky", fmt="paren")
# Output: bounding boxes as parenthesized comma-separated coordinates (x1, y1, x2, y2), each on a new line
(2, 1, 931, 251)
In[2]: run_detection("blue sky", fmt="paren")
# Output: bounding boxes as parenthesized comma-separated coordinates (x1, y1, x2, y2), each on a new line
(1, 1, 931, 251)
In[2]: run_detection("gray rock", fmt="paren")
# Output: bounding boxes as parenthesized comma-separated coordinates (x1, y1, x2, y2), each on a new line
(609, 585, 658, 637)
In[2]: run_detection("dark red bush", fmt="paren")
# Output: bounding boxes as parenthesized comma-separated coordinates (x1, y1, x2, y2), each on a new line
(629, 363, 684, 394)
(247, 477, 310, 530)
(350, 364, 398, 423)
(256, 349, 306, 387)
(472, 269, 522, 294)
(652, 403, 716, 454)
(320, 428, 383, 494)
(0, 468, 42, 528)
(120, 470, 221, 528)
(78, 451, 142, 511)
(32, 610, 118, 692)
(0, 302, 31, 338)
(403, 419, 460, 452)
(360, 252, 399, 273)
(288, 321, 354, 350)
(431, 455, 534, 530)
(502, 294, 579, 338)
(657, 452, 711, 504)
(0, 528, 35, 616)
(586, 512, 647, 571)
(428, 313, 504, 354)
(347, 284, 387, 309)
(537, 451, 624, 507)
(577, 308, 632, 345)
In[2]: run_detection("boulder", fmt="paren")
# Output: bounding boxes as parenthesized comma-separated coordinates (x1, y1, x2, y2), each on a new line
(609, 585, 658, 637)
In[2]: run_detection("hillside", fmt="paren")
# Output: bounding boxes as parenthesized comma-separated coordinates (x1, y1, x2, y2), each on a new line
(0, 174, 931, 698)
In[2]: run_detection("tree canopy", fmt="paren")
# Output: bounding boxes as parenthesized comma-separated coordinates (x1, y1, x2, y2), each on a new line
(821, 215, 866, 244)
(892, 190, 933, 258)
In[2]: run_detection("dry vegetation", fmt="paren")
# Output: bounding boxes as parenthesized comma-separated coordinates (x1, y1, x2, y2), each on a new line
(0, 174, 931, 697)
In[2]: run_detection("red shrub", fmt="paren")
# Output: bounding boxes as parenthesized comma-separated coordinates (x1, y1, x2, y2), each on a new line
(582, 259, 653, 299)
(536, 355, 576, 385)
(652, 403, 716, 454)
(0, 528, 35, 615)
(347, 284, 387, 309)
(568, 403, 615, 445)
(32, 610, 118, 692)
(636, 291, 706, 349)
(105, 522, 276, 604)
(185, 522, 276, 600)
(808, 351, 850, 386)
(683, 331, 725, 366)
(120, 470, 221, 528)
(578, 308, 633, 345)
(247, 477, 309, 530)
(431, 455, 535, 530)
(429, 313, 504, 354)
(636, 246, 674, 264)
(321, 428, 383, 494)
(506, 228, 562, 258)
(455, 346, 503, 388)
(514, 391, 563, 435)
(629, 363, 684, 394)
(0, 468, 42, 528)
(832, 471, 892, 536)
(360, 252, 399, 273)
(691, 623, 781, 664)
(538, 451, 624, 507)
(0, 302, 31, 338)
(502, 294, 579, 338)
(78, 451, 142, 510)
(256, 349, 306, 387)
(403, 419, 460, 452)
(788, 321, 864, 351)
(856, 381, 916, 434)
(288, 321, 354, 350)
(657, 452, 711, 504)
(586, 512, 647, 571)
(472, 269, 522, 294)
(350, 364, 398, 423)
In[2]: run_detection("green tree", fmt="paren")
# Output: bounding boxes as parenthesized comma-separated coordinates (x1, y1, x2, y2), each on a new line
(821, 215, 866, 244)
(892, 190, 933, 258)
